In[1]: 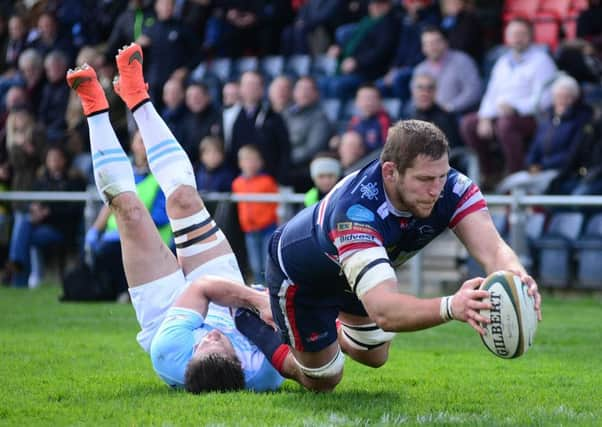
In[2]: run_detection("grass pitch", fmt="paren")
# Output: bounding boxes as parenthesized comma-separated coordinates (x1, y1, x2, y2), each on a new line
(0, 285, 600, 426)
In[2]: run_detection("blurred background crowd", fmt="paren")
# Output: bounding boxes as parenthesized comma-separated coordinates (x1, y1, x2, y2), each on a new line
(0, 0, 601, 296)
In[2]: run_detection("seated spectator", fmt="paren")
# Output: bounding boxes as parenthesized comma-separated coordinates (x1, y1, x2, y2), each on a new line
(280, 0, 340, 56)
(3, 14, 28, 74)
(338, 130, 366, 172)
(222, 81, 240, 109)
(183, 82, 221, 162)
(405, 72, 461, 148)
(282, 76, 333, 192)
(555, 39, 602, 84)
(304, 152, 341, 206)
(439, 0, 483, 62)
(10, 48, 45, 114)
(7, 145, 85, 288)
(348, 83, 391, 152)
(268, 75, 293, 114)
(577, 0, 602, 53)
(376, 0, 440, 100)
(320, 0, 397, 99)
(195, 135, 236, 194)
(547, 120, 602, 197)
(160, 77, 189, 148)
(413, 25, 481, 114)
(84, 131, 172, 301)
(26, 11, 75, 63)
(222, 71, 291, 185)
(37, 50, 70, 142)
(231, 144, 279, 283)
(497, 75, 593, 195)
(460, 18, 557, 190)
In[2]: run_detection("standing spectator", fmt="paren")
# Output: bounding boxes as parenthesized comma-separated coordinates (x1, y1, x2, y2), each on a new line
(232, 144, 279, 283)
(222, 80, 239, 108)
(160, 78, 189, 149)
(282, 76, 333, 191)
(304, 152, 341, 206)
(413, 25, 481, 114)
(195, 135, 236, 193)
(320, 0, 397, 99)
(348, 84, 391, 152)
(460, 18, 557, 189)
(338, 129, 366, 171)
(268, 75, 293, 114)
(280, 0, 340, 56)
(376, 0, 440, 100)
(137, 0, 200, 109)
(104, 0, 155, 65)
(7, 145, 85, 288)
(439, 0, 483, 62)
(406, 72, 461, 148)
(26, 11, 75, 62)
(3, 14, 28, 74)
(223, 71, 291, 184)
(183, 82, 221, 162)
(497, 75, 594, 195)
(37, 50, 70, 142)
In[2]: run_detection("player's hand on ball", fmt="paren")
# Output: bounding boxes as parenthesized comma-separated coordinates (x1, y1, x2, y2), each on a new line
(506, 270, 542, 321)
(451, 277, 492, 336)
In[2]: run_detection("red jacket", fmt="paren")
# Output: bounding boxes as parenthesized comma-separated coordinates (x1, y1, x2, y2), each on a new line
(232, 173, 279, 232)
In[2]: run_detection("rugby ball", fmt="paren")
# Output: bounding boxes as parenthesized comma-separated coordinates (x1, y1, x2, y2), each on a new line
(479, 271, 537, 359)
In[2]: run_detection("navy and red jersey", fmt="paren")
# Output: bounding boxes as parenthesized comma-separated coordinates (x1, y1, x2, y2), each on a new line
(273, 159, 487, 295)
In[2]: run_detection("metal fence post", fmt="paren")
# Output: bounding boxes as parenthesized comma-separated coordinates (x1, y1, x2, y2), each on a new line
(508, 189, 531, 270)
(410, 252, 423, 296)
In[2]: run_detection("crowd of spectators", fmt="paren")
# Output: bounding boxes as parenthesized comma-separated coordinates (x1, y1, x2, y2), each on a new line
(0, 0, 601, 288)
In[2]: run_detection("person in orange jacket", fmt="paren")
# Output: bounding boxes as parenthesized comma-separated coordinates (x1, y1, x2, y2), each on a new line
(232, 144, 279, 282)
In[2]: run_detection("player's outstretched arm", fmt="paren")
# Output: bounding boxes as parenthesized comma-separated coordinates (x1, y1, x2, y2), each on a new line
(173, 276, 273, 324)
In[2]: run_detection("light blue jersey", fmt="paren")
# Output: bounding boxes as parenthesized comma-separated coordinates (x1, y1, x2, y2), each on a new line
(150, 304, 283, 391)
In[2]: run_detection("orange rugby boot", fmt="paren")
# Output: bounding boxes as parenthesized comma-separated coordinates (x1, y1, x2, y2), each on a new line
(113, 42, 149, 110)
(66, 64, 109, 116)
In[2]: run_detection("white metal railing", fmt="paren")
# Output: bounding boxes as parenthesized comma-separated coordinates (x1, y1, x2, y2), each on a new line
(2, 189, 602, 293)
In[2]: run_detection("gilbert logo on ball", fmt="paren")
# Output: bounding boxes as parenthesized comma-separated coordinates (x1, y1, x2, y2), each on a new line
(479, 271, 537, 359)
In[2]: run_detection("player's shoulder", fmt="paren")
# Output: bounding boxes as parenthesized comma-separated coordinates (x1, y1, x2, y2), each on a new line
(331, 160, 384, 208)
(445, 168, 478, 198)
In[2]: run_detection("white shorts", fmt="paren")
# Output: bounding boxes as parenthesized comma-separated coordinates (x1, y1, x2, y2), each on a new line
(128, 253, 244, 352)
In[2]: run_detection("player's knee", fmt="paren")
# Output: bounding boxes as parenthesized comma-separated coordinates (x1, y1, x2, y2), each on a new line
(167, 185, 203, 216)
(113, 194, 146, 225)
(357, 348, 389, 368)
(294, 347, 345, 391)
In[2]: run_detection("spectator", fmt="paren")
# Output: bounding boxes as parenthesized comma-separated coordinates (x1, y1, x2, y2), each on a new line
(137, 0, 200, 109)
(7, 145, 85, 288)
(413, 25, 481, 114)
(498, 75, 594, 195)
(376, 0, 440, 100)
(223, 71, 291, 184)
(15, 48, 45, 114)
(577, 0, 602, 53)
(460, 18, 557, 189)
(3, 14, 28, 74)
(104, 0, 155, 65)
(268, 75, 293, 114)
(439, 0, 483, 62)
(282, 76, 333, 192)
(37, 50, 70, 142)
(231, 144, 279, 283)
(222, 80, 240, 108)
(195, 135, 236, 193)
(280, 0, 340, 55)
(26, 11, 74, 62)
(183, 82, 221, 162)
(304, 152, 341, 206)
(405, 72, 461, 148)
(338, 129, 366, 171)
(320, 0, 397, 99)
(0, 84, 28, 130)
(348, 83, 391, 152)
(84, 131, 172, 301)
(160, 77, 189, 149)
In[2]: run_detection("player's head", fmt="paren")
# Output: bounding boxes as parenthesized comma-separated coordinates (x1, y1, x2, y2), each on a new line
(380, 120, 449, 218)
(184, 329, 245, 394)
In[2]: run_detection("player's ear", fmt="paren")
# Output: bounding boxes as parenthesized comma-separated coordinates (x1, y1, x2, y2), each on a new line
(381, 162, 397, 182)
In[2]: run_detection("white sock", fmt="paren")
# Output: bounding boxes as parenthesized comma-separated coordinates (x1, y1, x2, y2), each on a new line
(132, 102, 195, 198)
(87, 112, 136, 204)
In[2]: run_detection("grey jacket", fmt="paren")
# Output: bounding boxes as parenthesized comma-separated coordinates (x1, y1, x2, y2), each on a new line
(283, 102, 333, 166)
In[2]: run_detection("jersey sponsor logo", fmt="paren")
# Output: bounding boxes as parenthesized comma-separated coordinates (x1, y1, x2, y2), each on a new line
(377, 202, 388, 219)
(360, 182, 379, 200)
(337, 222, 353, 231)
(338, 233, 377, 243)
(307, 331, 329, 343)
(452, 173, 471, 196)
(346, 204, 375, 222)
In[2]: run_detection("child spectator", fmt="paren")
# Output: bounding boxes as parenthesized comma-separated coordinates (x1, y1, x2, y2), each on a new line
(195, 136, 236, 193)
(231, 144, 278, 283)
(304, 153, 341, 207)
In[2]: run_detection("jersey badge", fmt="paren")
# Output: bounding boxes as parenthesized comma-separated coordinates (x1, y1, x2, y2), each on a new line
(346, 204, 375, 222)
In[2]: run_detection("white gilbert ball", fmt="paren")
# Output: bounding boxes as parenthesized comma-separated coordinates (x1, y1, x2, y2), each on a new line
(479, 271, 537, 359)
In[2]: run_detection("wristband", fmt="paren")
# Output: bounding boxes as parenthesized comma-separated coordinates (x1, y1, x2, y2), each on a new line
(439, 295, 455, 322)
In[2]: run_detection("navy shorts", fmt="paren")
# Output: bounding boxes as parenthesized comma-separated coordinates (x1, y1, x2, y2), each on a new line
(266, 224, 367, 353)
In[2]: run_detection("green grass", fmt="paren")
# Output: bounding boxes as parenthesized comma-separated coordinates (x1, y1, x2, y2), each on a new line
(0, 285, 601, 426)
